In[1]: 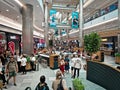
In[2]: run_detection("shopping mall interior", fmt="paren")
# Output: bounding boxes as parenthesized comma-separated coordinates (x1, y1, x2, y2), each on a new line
(0, 0, 120, 90)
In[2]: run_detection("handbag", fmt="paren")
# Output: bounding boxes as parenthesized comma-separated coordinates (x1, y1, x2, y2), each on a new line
(57, 79, 64, 90)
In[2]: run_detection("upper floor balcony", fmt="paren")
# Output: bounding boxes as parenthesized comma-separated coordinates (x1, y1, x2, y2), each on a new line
(84, 9, 118, 30)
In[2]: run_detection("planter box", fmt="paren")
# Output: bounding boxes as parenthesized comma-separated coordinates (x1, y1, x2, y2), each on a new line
(115, 57, 120, 64)
(25, 62, 32, 70)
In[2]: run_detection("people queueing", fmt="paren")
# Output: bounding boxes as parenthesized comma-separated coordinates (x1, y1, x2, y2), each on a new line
(21, 54, 27, 75)
(73, 55, 82, 78)
(64, 55, 70, 73)
(35, 75, 49, 90)
(52, 70, 68, 90)
(6, 56, 18, 86)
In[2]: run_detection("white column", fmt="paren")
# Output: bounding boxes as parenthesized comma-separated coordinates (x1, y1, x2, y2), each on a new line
(79, 0, 83, 47)
(118, 0, 120, 52)
(44, 2, 48, 48)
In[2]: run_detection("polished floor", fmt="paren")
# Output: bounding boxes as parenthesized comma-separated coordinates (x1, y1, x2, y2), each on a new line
(6, 55, 118, 90)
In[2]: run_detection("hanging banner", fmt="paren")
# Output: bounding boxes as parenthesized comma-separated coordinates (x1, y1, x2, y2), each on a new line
(72, 12, 79, 29)
(49, 9, 57, 27)
(61, 29, 66, 35)
(8, 41, 15, 55)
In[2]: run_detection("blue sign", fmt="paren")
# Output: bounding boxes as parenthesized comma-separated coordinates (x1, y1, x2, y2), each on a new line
(49, 9, 57, 27)
(72, 12, 79, 29)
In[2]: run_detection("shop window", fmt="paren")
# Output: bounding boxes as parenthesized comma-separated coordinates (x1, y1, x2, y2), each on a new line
(0, 32, 6, 53)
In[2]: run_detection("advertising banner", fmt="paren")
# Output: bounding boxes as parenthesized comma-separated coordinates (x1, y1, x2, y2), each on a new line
(72, 12, 79, 29)
(49, 9, 57, 27)
(8, 41, 15, 55)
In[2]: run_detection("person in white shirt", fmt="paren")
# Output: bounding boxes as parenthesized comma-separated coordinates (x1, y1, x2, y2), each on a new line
(17, 53, 22, 72)
(21, 54, 27, 74)
(73, 55, 82, 78)
(70, 55, 76, 78)
(30, 54, 36, 71)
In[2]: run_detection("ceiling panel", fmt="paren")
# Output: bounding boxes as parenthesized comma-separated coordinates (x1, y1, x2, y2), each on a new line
(0, 0, 22, 23)
(52, 0, 79, 12)
(0, 0, 44, 32)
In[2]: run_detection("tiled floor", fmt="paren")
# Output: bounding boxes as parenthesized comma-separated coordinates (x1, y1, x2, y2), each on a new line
(5, 55, 119, 90)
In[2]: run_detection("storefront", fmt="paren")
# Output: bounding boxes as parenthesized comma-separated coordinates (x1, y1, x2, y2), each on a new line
(6, 32, 21, 54)
(0, 32, 6, 53)
(99, 30, 119, 56)
(101, 36, 117, 56)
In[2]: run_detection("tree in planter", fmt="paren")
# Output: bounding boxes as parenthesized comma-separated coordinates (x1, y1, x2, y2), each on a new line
(84, 32, 101, 58)
(115, 52, 120, 64)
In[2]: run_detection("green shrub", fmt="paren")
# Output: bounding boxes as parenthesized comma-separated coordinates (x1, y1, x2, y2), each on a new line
(115, 52, 120, 57)
(72, 78, 84, 90)
(74, 85, 84, 90)
(84, 32, 101, 56)
(26, 56, 30, 62)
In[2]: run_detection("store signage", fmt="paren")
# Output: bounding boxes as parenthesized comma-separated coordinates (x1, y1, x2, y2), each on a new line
(10, 36, 19, 39)
(8, 41, 15, 55)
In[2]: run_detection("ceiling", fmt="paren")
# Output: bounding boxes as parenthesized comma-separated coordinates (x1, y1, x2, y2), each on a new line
(0, 0, 22, 23)
(0, 0, 44, 34)
(0, 0, 118, 37)
(52, 0, 79, 13)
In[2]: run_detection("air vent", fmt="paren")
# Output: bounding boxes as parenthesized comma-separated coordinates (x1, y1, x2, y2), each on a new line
(3, 0, 15, 8)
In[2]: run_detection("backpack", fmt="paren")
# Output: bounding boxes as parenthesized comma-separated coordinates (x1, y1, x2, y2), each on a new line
(35, 83, 49, 90)
(57, 79, 64, 90)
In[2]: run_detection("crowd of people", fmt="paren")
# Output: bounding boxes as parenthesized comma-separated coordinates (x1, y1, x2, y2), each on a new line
(59, 54, 82, 79)
(0, 50, 38, 89)
(0, 46, 85, 90)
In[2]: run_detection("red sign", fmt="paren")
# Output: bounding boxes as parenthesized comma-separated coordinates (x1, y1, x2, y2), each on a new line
(39, 39, 45, 44)
(8, 41, 15, 55)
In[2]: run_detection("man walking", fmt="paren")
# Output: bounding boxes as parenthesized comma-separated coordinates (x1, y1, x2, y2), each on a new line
(6, 56, 18, 86)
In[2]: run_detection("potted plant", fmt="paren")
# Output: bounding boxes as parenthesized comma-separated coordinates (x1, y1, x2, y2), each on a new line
(72, 78, 84, 90)
(25, 55, 32, 70)
(84, 32, 101, 60)
(115, 52, 120, 64)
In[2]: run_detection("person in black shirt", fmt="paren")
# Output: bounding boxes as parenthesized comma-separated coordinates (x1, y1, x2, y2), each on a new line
(0, 53, 6, 66)
(35, 75, 49, 90)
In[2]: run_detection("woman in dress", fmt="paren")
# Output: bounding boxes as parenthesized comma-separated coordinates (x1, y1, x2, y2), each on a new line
(59, 57, 65, 76)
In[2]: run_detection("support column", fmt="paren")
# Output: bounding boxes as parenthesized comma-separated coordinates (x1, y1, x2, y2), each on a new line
(67, 29, 69, 41)
(118, 34, 120, 52)
(118, 0, 120, 52)
(44, 2, 49, 48)
(79, 0, 83, 47)
(22, 4, 33, 55)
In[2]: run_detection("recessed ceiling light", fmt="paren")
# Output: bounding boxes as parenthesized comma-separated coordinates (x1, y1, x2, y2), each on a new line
(17, 16, 19, 18)
(6, 9, 9, 12)
(37, 5, 39, 7)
